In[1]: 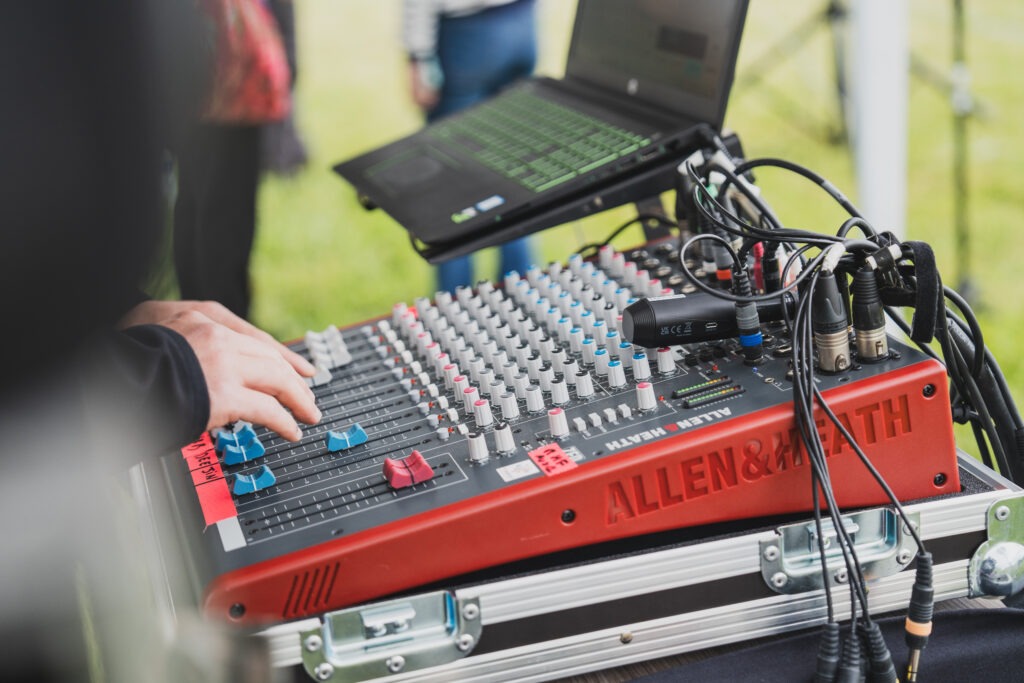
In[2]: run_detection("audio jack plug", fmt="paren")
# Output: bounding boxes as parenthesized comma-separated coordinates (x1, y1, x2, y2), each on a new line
(861, 620, 897, 683)
(731, 267, 763, 365)
(905, 552, 934, 682)
(836, 630, 863, 683)
(762, 243, 782, 295)
(705, 174, 736, 290)
(815, 622, 841, 683)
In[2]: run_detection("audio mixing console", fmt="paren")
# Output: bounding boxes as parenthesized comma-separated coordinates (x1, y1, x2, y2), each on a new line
(163, 240, 960, 626)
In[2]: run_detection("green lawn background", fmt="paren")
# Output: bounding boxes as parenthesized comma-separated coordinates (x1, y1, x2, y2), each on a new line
(234, 2, 1022, 441)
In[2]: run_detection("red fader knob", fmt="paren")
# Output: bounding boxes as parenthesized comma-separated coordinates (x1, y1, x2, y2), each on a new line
(383, 450, 435, 489)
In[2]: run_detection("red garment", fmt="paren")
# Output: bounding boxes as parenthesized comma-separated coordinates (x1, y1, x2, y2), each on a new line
(201, 0, 291, 123)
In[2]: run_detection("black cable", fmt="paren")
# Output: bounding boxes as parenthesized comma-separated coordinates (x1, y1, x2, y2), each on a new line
(575, 213, 678, 257)
(836, 216, 877, 238)
(949, 314, 1024, 431)
(679, 234, 831, 304)
(705, 161, 785, 232)
(944, 319, 1011, 474)
(690, 172, 880, 266)
(678, 156, 974, 677)
(813, 384, 925, 549)
(790, 270, 872, 617)
(811, 478, 836, 623)
(969, 418, 996, 471)
(688, 164, 836, 248)
(883, 306, 943, 362)
(730, 157, 863, 218)
(943, 285, 985, 379)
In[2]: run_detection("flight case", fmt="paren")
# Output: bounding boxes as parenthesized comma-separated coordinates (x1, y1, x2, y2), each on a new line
(235, 455, 1024, 682)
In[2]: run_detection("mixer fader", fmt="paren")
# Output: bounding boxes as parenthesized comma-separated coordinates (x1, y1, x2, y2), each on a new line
(164, 240, 960, 625)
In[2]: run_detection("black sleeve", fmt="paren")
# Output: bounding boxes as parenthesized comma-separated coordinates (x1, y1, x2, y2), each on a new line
(87, 325, 211, 453)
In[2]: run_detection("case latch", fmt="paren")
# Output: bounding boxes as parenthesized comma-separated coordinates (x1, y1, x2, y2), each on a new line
(760, 508, 920, 594)
(299, 590, 481, 681)
(969, 496, 1024, 599)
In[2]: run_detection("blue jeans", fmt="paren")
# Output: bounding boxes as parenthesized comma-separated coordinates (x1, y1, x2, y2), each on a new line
(429, 0, 537, 292)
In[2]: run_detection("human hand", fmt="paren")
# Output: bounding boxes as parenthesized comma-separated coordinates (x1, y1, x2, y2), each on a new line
(123, 302, 321, 441)
(121, 300, 315, 378)
(408, 61, 440, 111)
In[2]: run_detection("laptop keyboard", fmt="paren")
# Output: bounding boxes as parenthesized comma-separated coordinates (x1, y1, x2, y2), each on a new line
(430, 89, 651, 193)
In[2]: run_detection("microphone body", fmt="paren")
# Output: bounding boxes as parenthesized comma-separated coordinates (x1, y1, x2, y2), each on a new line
(622, 292, 790, 347)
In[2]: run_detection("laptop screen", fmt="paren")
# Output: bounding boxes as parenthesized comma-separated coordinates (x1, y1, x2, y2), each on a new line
(565, 0, 748, 128)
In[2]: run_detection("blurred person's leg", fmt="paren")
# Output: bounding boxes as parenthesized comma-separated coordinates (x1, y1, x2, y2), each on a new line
(174, 123, 260, 319)
(438, 255, 474, 293)
(262, 0, 307, 175)
(430, 0, 538, 292)
(500, 236, 535, 277)
(435, 0, 537, 106)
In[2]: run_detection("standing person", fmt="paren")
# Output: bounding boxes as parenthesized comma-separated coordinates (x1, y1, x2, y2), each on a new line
(174, 0, 292, 320)
(402, 0, 538, 293)
(1, 3, 319, 680)
(262, 0, 309, 175)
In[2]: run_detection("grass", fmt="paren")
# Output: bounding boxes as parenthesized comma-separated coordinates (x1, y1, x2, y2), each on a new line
(238, 1, 1022, 450)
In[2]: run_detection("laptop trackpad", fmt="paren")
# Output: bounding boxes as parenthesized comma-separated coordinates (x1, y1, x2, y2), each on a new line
(370, 152, 446, 191)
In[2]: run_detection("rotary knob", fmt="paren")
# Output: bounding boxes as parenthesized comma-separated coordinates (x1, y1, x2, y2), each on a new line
(607, 360, 627, 389)
(575, 371, 595, 399)
(467, 432, 489, 463)
(548, 408, 570, 439)
(657, 347, 677, 375)
(525, 385, 545, 413)
(550, 378, 570, 406)
(632, 352, 651, 381)
(499, 392, 520, 421)
(473, 398, 494, 429)
(636, 381, 657, 412)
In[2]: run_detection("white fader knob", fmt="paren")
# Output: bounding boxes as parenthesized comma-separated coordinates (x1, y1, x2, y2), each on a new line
(548, 408, 570, 439)
(636, 381, 658, 412)
(493, 421, 516, 454)
(468, 431, 489, 463)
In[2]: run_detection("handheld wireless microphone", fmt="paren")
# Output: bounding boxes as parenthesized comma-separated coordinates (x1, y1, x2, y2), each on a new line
(621, 292, 791, 347)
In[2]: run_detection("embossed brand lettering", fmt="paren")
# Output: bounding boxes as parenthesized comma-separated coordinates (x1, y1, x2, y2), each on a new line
(605, 395, 913, 525)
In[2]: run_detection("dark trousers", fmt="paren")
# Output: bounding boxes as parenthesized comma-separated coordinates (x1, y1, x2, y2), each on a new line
(173, 123, 260, 319)
(430, 0, 537, 292)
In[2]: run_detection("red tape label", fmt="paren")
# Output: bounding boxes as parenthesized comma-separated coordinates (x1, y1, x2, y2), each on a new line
(180, 433, 236, 526)
(194, 478, 236, 526)
(528, 443, 577, 476)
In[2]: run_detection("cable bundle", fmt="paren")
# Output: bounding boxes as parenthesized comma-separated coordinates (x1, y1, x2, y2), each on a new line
(601, 139, 1023, 680)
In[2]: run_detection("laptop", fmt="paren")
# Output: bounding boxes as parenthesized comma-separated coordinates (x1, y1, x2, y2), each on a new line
(334, 0, 749, 254)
